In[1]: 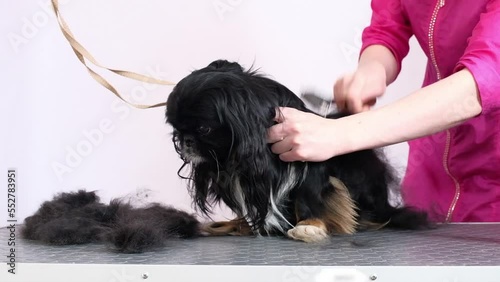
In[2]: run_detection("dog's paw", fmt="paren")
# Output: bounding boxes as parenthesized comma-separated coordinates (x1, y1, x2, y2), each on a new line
(287, 225, 329, 243)
(201, 218, 253, 236)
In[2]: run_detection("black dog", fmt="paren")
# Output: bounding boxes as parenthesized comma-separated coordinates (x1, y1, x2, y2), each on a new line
(21, 190, 199, 253)
(166, 60, 428, 242)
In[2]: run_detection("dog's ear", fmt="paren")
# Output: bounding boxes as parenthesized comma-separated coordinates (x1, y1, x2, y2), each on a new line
(207, 60, 244, 73)
(214, 90, 276, 168)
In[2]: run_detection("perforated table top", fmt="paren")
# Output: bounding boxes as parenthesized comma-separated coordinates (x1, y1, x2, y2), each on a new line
(2, 223, 499, 266)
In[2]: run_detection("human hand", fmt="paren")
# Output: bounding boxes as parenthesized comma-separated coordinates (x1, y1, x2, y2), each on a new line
(334, 62, 387, 113)
(267, 107, 347, 162)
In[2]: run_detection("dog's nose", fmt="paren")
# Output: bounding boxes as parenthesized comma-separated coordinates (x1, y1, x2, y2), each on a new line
(184, 136, 195, 148)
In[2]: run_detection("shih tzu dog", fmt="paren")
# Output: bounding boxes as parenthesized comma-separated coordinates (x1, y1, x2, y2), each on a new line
(166, 60, 429, 242)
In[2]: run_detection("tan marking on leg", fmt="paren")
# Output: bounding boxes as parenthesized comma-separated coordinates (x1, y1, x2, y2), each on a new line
(201, 218, 252, 236)
(322, 177, 358, 234)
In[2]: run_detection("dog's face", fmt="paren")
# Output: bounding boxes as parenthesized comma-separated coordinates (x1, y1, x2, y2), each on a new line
(166, 60, 279, 167)
(167, 92, 232, 165)
(166, 67, 232, 164)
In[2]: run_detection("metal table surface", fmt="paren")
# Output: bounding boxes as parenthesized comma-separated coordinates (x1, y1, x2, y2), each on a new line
(1, 223, 499, 282)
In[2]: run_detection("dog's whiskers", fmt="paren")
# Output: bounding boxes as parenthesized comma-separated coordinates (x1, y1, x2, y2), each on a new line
(209, 150, 221, 180)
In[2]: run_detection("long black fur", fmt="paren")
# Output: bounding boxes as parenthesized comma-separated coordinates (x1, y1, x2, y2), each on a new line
(21, 190, 200, 253)
(166, 60, 429, 235)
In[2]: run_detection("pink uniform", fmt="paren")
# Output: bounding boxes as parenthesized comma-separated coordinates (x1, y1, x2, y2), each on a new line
(362, 0, 500, 222)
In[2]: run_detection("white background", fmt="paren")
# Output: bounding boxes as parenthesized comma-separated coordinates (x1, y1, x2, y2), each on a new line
(0, 0, 426, 225)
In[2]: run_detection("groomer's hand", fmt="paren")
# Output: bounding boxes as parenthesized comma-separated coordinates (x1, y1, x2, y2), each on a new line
(267, 107, 347, 162)
(334, 62, 387, 113)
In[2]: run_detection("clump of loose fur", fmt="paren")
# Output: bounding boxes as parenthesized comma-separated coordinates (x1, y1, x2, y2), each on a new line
(21, 190, 200, 253)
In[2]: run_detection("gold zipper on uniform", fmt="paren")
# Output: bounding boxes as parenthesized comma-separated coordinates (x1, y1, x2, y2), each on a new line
(429, 0, 445, 80)
(443, 131, 461, 222)
(428, 0, 461, 222)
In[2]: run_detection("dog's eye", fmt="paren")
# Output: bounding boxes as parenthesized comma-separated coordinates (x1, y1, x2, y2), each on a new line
(197, 125, 212, 135)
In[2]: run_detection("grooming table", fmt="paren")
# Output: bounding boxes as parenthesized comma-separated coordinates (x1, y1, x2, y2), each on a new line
(1, 224, 499, 282)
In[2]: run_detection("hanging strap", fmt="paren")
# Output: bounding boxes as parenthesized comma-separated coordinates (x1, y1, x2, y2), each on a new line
(51, 0, 175, 109)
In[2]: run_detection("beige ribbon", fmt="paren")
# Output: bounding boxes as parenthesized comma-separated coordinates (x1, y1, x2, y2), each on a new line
(51, 0, 175, 109)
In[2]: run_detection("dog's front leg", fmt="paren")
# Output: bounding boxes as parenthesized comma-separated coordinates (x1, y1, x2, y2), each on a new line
(286, 175, 331, 243)
(288, 175, 359, 243)
(287, 197, 330, 243)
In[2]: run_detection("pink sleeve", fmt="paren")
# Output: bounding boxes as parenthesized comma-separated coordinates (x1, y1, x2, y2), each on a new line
(454, 0, 500, 115)
(361, 0, 413, 76)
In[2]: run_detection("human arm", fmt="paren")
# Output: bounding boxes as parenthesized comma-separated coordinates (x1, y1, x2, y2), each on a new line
(269, 69, 482, 162)
(269, 0, 500, 162)
(334, 44, 398, 113)
(335, 0, 412, 113)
